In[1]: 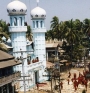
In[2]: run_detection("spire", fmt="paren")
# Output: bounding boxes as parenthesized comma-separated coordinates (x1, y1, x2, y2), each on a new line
(36, 0, 39, 6)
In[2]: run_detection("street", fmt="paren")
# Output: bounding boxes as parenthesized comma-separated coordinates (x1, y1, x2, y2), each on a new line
(19, 67, 90, 93)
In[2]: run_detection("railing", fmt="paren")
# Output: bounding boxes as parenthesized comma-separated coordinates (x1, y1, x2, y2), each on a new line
(0, 71, 21, 86)
(32, 28, 46, 33)
(9, 26, 27, 32)
(28, 61, 43, 70)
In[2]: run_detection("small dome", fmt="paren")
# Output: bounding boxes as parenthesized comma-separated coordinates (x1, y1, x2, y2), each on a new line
(7, 0, 27, 15)
(2, 36, 6, 41)
(7, 38, 11, 43)
(31, 6, 46, 19)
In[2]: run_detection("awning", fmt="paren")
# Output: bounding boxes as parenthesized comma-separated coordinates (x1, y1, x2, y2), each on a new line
(60, 60, 67, 63)
(0, 59, 21, 69)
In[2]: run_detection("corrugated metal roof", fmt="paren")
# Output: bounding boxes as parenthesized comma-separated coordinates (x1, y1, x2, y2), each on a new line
(0, 50, 21, 68)
(46, 43, 59, 48)
(0, 59, 21, 68)
(0, 50, 14, 61)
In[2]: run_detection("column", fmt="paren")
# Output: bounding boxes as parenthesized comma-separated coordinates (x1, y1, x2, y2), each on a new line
(46, 51, 48, 61)
(12, 16, 14, 26)
(12, 86, 14, 93)
(38, 20, 40, 28)
(7, 84, 9, 93)
(1, 87, 3, 93)
(12, 82, 14, 93)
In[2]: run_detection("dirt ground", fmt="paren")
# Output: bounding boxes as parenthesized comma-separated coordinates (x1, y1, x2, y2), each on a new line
(19, 67, 90, 93)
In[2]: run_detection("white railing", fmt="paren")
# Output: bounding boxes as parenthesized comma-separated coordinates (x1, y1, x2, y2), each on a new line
(32, 28, 46, 33)
(28, 61, 43, 70)
(9, 26, 27, 32)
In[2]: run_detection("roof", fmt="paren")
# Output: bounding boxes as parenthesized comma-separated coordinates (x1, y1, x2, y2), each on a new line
(46, 43, 59, 48)
(7, 0, 27, 15)
(31, 6, 46, 19)
(0, 50, 21, 68)
(46, 61, 54, 68)
(0, 50, 13, 61)
(58, 50, 65, 53)
(1, 43, 13, 49)
(45, 40, 63, 48)
(60, 60, 67, 63)
(0, 59, 21, 69)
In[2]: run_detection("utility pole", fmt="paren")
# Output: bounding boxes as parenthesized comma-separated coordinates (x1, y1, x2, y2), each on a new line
(20, 50, 26, 93)
(80, 48, 89, 72)
(13, 50, 33, 93)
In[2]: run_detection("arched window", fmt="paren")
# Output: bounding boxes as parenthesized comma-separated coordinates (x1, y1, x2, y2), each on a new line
(33, 21, 35, 28)
(36, 21, 38, 28)
(10, 18, 12, 26)
(14, 17, 17, 26)
(19, 17, 22, 26)
(40, 21, 43, 28)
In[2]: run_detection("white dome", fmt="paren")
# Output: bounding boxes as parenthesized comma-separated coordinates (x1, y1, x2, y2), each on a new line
(31, 6, 46, 19)
(7, 0, 27, 15)
(7, 38, 11, 43)
(2, 36, 6, 41)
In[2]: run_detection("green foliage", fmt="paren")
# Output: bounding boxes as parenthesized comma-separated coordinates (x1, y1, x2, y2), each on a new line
(26, 25, 32, 41)
(0, 19, 9, 51)
(82, 89, 86, 93)
(46, 17, 90, 62)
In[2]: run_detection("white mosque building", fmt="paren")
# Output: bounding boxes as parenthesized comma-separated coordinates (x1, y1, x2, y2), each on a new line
(7, 0, 47, 92)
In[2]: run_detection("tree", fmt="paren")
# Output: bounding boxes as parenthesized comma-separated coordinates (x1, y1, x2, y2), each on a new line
(50, 16, 62, 40)
(83, 18, 90, 36)
(26, 25, 32, 41)
(0, 19, 9, 51)
(61, 19, 83, 62)
(45, 30, 55, 40)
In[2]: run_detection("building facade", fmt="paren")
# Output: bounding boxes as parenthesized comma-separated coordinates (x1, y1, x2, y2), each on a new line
(0, 50, 21, 93)
(7, 0, 47, 91)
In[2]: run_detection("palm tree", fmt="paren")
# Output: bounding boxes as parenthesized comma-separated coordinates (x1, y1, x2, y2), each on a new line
(0, 20, 9, 51)
(45, 30, 55, 40)
(50, 16, 61, 41)
(26, 25, 32, 41)
(62, 19, 83, 62)
(83, 18, 90, 36)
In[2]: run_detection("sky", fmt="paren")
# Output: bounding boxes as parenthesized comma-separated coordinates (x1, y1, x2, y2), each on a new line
(1, 0, 90, 30)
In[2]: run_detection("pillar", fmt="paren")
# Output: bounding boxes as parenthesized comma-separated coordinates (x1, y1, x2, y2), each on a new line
(1, 87, 3, 93)
(7, 84, 9, 93)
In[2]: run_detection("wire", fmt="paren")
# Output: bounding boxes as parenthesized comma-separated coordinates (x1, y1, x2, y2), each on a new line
(25, 0, 31, 25)
(28, 0, 31, 24)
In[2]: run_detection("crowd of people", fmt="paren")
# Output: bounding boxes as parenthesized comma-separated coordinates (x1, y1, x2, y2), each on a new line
(58, 69, 90, 92)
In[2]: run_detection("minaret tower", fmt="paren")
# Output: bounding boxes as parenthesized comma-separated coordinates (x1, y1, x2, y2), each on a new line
(7, 0, 27, 63)
(30, 0, 46, 68)
(7, 0, 27, 91)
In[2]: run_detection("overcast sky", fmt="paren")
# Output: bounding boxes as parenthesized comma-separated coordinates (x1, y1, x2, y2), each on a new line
(1, 0, 90, 30)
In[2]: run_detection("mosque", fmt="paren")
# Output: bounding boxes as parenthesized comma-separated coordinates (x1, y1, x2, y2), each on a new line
(6, 0, 48, 92)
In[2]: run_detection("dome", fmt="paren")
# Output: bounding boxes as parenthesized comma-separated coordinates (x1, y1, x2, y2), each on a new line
(7, 0, 27, 15)
(7, 38, 11, 43)
(2, 36, 6, 41)
(31, 6, 46, 19)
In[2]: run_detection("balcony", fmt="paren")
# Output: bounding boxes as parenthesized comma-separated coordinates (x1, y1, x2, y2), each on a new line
(28, 61, 43, 70)
(32, 28, 46, 33)
(9, 26, 27, 32)
(0, 71, 21, 87)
